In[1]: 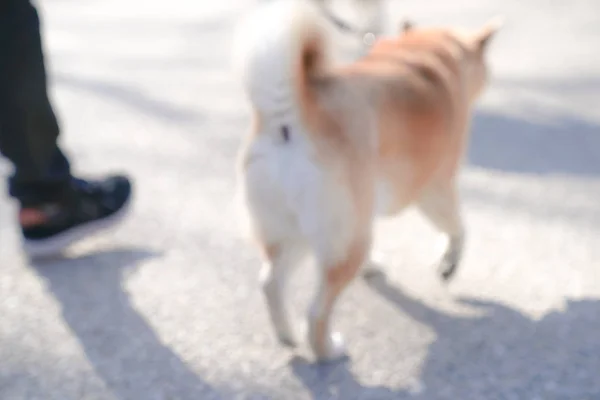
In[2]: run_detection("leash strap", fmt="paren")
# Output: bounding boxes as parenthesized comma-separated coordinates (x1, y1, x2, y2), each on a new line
(313, 0, 379, 45)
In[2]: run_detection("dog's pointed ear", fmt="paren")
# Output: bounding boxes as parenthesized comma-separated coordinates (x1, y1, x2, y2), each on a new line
(399, 19, 414, 35)
(474, 15, 504, 52)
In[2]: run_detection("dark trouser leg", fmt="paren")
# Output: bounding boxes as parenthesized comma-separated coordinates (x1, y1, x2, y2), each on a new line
(0, 0, 72, 207)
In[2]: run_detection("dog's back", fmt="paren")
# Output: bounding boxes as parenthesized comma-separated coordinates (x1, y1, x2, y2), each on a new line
(335, 25, 498, 213)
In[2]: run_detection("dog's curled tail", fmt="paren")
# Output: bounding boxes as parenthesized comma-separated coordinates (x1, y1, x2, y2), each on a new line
(232, 0, 330, 112)
(291, 2, 329, 101)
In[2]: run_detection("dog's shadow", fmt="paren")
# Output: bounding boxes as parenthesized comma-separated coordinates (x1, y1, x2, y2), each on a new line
(290, 354, 399, 400)
(290, 266, 600, 400)
(30, 246, 222, 400)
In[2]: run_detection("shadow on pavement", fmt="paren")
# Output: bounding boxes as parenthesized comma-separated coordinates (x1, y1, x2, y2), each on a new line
(31, 247, 223, 400)
(468, 109, 600, 177)
(291, 269, 600, 400)
(48, 13, 237, 126)
(53, 73, 204, 124)
(290, 355, 398, 400)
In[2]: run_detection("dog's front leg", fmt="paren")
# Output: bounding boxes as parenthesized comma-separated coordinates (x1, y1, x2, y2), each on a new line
(417, 180, 465, 281)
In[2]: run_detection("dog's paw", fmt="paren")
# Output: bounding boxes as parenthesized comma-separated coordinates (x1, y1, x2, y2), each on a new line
(314, 332, 348, 364)
(362, 252, 385, 279)
(437, 235, 463, 282)
(438, 255, 459, 282)
(275, 324, 300, 348)
(362, 261, 381, 278)
(277, 333, 299, 348)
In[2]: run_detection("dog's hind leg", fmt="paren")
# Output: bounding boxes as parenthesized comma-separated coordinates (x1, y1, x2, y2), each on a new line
(417, 180, 465, 281)
(307, 236, 370, 362)
(259, 241, 307, 348)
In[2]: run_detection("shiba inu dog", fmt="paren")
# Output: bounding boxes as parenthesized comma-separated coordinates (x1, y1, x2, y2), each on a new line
(234, 0, 502, 362)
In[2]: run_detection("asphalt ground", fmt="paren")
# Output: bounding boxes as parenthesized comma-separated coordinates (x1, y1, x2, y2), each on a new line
(1, 0, 599, 399)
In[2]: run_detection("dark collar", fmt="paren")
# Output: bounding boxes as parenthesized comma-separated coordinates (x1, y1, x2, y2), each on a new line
(315, 1, 374, 38)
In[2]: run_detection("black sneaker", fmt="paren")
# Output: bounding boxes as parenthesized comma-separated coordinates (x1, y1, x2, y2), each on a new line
(18, 175, 133, 258)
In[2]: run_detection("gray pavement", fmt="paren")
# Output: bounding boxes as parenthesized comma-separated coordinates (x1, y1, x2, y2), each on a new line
(1, 0, 599, 399)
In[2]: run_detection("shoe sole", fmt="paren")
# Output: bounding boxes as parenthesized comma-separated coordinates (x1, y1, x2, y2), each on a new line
(22, 198, 132, 259)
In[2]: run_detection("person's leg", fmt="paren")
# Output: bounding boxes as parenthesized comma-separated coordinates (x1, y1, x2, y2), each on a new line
(0, 0, 133, 257)
(0, 0, 72, 205)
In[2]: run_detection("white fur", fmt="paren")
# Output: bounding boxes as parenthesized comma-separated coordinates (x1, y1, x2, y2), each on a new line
(233, 0, 326, 113)
(234, 0, 384, 362)
(374, 160, 417, 217)
(240, 125, 357, 267)
(235, 0, 358, 267)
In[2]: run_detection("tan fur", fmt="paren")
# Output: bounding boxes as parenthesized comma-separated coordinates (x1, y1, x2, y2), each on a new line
(236, 5, 501, 362)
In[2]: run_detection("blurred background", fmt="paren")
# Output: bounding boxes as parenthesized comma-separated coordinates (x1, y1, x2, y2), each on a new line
(1, 0, 599, 399)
